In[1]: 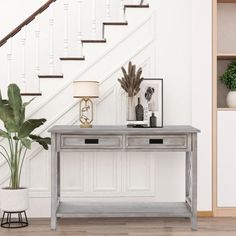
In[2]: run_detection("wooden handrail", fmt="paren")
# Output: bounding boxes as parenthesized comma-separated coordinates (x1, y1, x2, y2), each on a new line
(0, 0, 56, 47)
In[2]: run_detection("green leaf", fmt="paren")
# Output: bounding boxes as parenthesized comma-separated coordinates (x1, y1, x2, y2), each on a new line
(29, 135, 51, 150)
(0, 102, 17, 132)
(7, 84, 23, 128)
(20, 138, 32, 149)
(18, 119, 46, 138)
(0, 129, 10, 139)
(23, 97, 35, 108)
(20, 98, 35, 125)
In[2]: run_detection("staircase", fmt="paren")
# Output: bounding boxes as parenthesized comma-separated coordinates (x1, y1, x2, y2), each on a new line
(0, 0, 149, 93)
(0, 0, 156, 217)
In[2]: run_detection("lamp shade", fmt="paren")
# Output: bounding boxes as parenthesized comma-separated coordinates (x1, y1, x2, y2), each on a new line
(73, 81, 99, 98)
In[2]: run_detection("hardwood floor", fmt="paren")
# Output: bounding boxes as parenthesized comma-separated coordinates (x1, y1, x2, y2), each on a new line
(0, 217, 236, 236)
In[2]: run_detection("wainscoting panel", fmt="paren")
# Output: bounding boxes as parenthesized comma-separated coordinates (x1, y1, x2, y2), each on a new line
(124, 152, 155, 196)
(61, 152, 85, 192)
(28, 149, 49, 192)
(92, 152, 121, 194)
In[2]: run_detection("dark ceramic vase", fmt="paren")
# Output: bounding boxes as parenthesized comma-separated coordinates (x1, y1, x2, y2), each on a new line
(135, 97, 144, 121)
(150, 112, 157, 127)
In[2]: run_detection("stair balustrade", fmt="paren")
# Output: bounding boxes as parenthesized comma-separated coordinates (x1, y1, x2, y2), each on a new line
(0, 0, 148, 95)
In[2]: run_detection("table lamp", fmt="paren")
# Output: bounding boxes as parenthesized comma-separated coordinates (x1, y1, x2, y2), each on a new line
(73, 81, 99, 128)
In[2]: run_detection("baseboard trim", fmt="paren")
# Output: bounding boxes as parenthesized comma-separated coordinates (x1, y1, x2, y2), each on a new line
(214, 208, 236, 217)
(197, 211, 213, 217)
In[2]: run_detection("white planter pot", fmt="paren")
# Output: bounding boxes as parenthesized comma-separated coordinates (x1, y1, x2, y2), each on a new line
(226, 91, 236, 108)
(0, 188, 29, 212)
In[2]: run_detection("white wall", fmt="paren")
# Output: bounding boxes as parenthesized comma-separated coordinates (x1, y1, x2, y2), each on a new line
(0, 0, 213, 216)
(191, 0, 212, 211)
(0, 0, 45, 39)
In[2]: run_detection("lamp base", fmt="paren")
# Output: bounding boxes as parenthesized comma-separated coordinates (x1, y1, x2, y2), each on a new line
(80, 123, 92, 128)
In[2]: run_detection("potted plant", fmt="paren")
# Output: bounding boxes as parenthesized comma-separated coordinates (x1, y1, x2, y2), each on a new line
(220, 59, 236, 107)
(0, 84, 51, 215)
(118, 61, 143, 121)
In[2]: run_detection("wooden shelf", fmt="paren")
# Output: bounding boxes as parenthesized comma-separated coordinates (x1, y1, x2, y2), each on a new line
(57, 201, 191, 218)
(217, 108, 236, 111)
(217, 54, 236, 60)
(218, 0, 236, 3)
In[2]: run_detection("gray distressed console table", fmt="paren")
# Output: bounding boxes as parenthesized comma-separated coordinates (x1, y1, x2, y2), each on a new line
(49, 125, 200, 230)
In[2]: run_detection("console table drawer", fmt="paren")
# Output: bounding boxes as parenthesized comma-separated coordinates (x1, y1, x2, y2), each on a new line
(126, 135, 187, 149)
(61, 135, 123, 149)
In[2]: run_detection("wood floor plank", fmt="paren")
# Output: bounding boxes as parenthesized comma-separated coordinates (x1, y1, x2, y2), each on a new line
(0, 218, 236, 236)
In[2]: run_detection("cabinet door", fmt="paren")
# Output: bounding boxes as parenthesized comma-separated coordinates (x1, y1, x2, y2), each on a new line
(217, 111, 236, 207)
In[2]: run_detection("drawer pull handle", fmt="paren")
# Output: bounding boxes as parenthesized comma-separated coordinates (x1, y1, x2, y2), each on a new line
(85, 139, 99, 144)
(149, 139, 163, 144)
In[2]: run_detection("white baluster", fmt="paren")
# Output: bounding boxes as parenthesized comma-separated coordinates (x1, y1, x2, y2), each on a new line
(92, 0, 97, 39)
(35, 17, 40, 91)
(63, 1, 69, 57)
(77, 0, 83, 56)
(140, 0, 145, 5)
(7, 38, 12, 84)
(106, 0, 110, 21)
(20, 28, 26, 92)
(120, 0, 125, 21)
(49, 3, 55, 74)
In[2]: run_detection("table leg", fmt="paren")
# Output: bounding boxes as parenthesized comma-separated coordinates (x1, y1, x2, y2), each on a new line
(185, 151, 191, 204)
(191, 133, 198, 230)
(51, 134, 58, 230)
(57, 152, 61, 199)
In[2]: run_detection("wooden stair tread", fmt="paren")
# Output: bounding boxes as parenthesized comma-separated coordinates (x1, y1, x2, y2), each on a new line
(103, 22, 128, 26)
(60, 57, 85, 61)
(38, 74, 63, 78)
(81, 39, 106, 43)
(124, 4, 149, 8)
(21, 93, 42, 96)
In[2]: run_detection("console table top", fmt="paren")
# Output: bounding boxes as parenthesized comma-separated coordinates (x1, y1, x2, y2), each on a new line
(49, 125, 200, 134)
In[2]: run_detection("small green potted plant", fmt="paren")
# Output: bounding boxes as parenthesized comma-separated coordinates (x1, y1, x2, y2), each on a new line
(220, 59, 236, 108)
(0, 84, 51, 214)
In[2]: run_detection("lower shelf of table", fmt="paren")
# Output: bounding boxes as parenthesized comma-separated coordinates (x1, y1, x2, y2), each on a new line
(56, 201, 192, 218)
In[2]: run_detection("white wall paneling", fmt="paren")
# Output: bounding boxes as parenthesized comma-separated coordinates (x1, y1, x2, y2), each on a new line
(92, 152, 121, 194)
(124, 152, 155, 196)
(61, 152, 85, 195)
(217, 111, 236, 207)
